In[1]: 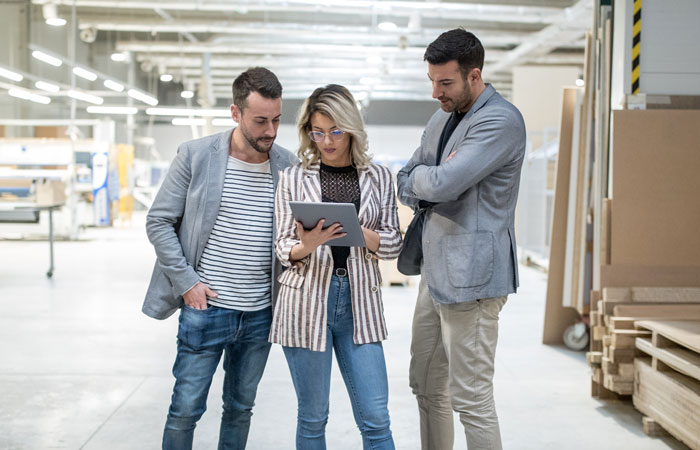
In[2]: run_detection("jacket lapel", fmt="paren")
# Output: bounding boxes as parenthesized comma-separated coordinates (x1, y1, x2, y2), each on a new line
(440, 84, 497, 165)
(196, 128, 232, 264)
(357, 166, 376, 224)
(268, 144, 286, 190)
(302, 162, 323, 203)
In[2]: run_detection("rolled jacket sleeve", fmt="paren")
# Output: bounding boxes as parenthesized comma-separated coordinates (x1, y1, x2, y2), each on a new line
(373, 166, 403, 260)
(274, 168, 302, 267)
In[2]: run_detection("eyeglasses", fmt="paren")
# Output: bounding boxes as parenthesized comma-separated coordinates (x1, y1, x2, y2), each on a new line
(308, 129, 346, 142)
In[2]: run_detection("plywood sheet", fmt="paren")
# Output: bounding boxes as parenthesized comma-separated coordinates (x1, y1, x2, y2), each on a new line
(601, 265, 700, 287)
(604, 287, 700, 302)
(542, 87, 581, 344)
(614, 303, 700, 319)
(610, 110, 700, 266)
(634, 359, 700, 450)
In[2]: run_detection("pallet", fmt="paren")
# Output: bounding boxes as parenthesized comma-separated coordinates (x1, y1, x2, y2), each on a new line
(633, 320, 700, 450)
(591, 378, 628, 400)
(642, 416, 670, 437)
(635, 320, 700, 383)
(587, 351, 602, 365)
(634, 359, 700, 450)
(588, 289, 700, 396)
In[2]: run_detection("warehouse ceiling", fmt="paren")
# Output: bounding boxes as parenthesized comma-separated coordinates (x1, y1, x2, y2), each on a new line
(28, 0, 592, 107)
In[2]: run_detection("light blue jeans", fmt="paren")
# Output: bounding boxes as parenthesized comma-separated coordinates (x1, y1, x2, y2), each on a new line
(163, 305, 272, 450)
(283, 274, 395, 450)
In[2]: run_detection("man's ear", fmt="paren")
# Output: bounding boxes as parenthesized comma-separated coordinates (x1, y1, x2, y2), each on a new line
(231, 104, 242, 123)
(469, 67, 482, 83)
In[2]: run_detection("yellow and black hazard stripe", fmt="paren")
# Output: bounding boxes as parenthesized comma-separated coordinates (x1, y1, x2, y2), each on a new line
(631, 0, 642, 94)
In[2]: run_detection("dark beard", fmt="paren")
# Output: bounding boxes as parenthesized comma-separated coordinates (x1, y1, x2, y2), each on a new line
(450, 89, 472, 113)
(241, 127, 274, 153)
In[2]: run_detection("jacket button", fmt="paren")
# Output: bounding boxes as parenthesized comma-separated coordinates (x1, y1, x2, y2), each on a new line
(371, 286, 378, 292)
(365, 253, 372, 260)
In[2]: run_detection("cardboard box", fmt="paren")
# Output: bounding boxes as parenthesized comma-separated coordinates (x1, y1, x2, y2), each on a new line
(626, 94, 700, 110)
(610, 110, 700, 267)
(36, 179, 66, 205)
(0, 179, 33, 189)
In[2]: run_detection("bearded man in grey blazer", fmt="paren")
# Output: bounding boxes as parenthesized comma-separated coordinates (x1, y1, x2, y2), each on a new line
(397, 29, 526, 450)
(143, 67, 296, 450)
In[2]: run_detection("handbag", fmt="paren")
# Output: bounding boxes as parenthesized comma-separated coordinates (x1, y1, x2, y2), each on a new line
(397, 208, 426, 276)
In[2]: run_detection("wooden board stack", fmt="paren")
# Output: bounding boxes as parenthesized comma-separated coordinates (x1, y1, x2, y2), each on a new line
(633, 320, 700, 450)
(587, 287, 700, 397)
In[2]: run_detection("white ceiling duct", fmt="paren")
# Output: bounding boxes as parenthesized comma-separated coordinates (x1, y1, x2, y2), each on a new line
(26, 0, 588, 103)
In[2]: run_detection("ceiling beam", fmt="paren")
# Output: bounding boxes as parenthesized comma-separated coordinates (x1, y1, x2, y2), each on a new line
(37, 0, 568, 25)
(80, 18, 531, 47)
(488, 0, 591, 73)
(117, 40, 429, 57)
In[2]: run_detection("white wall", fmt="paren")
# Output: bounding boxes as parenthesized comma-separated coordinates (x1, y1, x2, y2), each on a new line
(512, 65, 581, 149)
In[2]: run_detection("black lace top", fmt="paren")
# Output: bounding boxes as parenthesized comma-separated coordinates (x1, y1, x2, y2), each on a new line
(320, 162, 361, 271)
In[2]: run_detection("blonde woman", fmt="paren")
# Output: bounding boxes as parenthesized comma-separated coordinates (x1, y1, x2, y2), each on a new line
(270, 84, 402, 449)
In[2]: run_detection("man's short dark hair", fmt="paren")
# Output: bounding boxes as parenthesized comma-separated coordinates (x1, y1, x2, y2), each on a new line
(232, 67, 283, 111)
(424, 28, 484, 78)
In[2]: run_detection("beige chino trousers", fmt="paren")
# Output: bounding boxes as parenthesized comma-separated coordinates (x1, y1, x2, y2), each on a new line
(409, 278, 507, 450)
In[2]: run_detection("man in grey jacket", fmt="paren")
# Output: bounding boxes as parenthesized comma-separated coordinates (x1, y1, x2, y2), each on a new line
(143, 67, 296, 450)
(397, 29, 526, 450)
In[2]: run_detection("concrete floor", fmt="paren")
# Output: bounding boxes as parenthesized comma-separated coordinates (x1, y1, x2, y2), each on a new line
(0, 213, 689, 450)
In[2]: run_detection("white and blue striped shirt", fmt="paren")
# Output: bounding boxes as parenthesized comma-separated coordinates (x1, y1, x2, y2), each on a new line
(197, 156, 274, 311)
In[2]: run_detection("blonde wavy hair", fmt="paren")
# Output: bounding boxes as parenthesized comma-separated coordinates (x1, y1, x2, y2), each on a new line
(296, 84, 371, 169)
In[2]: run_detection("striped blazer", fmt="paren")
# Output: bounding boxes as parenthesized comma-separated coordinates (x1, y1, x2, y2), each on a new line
(270, 161, 402, 351)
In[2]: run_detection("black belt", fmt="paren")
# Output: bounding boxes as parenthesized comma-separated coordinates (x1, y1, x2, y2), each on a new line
(334, 268, 347, 277)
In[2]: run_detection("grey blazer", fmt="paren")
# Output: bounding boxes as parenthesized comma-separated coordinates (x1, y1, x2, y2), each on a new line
(396, 84, 526, 304)
(142, 128, 297, 319)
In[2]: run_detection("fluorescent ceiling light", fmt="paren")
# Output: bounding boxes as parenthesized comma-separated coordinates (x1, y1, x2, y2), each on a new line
(111, 52, 128, 62)
(67, 89, 104, 105)
(180, 90, 194, 99)
(0, 67, 23, 82)
(42, 3, 66, 27)
(8, 88, 51, 105)
(172, 118, 206, 126)
(378, 22, 397, 31)
(104, 79, 125, 92)
(73, 67, 98, 81)
(145, 107, 230, 117)
(35, 81, 60, 92)
(46, 17, 67, 27)
(128, 89, 159, 106)
(212, 118, 237, 127)
(160, 74, 173, 82)
(31, 50, 62, 67)
(86, 106, 138, 115)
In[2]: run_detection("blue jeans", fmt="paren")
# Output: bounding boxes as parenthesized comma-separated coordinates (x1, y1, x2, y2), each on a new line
(162, 305, 272, 450)
(283, 275, 395, 450)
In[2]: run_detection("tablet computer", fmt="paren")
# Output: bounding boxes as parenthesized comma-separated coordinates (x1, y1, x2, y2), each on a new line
(289, 201, 366, 247)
